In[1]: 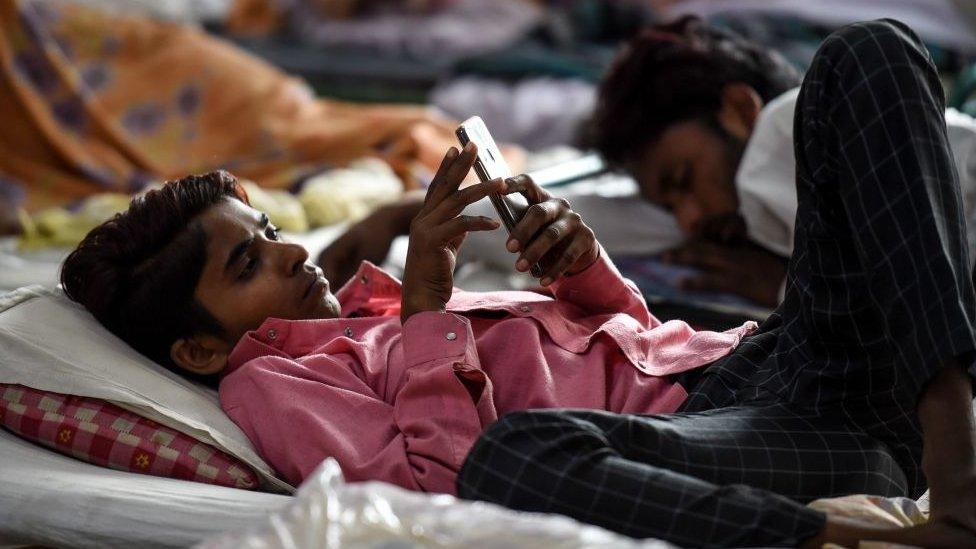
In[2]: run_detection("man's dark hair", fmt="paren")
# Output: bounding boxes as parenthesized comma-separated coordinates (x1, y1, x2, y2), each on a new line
(61, 171, 249, 386)
(584, 16, 802, 168)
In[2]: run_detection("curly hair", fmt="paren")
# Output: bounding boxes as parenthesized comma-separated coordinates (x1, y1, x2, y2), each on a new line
(61, 171, 249, 386)
(584, 16, 802, 169)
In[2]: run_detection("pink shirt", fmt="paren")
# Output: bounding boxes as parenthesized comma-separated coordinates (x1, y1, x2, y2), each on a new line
(219, 250, 756, 494)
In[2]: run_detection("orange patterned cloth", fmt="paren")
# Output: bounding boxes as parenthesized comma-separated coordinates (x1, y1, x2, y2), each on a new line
(0, 0, 455, 212)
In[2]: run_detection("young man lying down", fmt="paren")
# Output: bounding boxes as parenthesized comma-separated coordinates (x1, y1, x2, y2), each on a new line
(60, 23, 976, 546)
(60, 149, 746, 492)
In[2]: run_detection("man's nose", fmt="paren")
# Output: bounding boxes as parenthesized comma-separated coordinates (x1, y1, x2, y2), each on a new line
(674, 200, 704, 236)
(280, 241, 310, 275)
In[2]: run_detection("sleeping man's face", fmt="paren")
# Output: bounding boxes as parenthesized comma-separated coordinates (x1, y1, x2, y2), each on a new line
(187, 197, 341, 360)
(631, 118, 745, 242)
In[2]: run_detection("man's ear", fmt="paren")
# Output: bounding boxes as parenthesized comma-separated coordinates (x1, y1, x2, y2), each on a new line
(717, 83, 763, 140)
(170, 335, 230, 376)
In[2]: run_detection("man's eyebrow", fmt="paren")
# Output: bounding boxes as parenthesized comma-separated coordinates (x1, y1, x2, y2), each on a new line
(224, 214, 269, 274)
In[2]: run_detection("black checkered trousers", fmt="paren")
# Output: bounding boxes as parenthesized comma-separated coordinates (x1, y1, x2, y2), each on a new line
(456, 19, 976, 548)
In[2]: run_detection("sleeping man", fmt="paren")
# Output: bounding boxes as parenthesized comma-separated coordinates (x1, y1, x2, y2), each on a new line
(583, 16, 976, 307)
(61, 19, 976, 548)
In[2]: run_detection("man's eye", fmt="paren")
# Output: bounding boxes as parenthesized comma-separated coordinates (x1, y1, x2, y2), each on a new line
(240, 257, 258, 279)
(265, 226, 280, 241)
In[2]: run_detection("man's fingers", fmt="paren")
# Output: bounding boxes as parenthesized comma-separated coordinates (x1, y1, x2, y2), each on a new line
(537, 238, 584, 286)
(502, 174, 549, 204)
(509, 200, 567, 251)
(423, 143, 478, 209)
(516, 218, 572, 273)
(424, 147, 459, 204)
(431, 177, 507, 221)
(436, 215, 500, 242)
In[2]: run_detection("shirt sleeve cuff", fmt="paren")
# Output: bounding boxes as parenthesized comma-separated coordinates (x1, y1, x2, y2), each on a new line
(401, 311, 476, 367)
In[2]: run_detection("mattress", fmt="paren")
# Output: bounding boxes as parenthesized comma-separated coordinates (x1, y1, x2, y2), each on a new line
(0, 429, 289, 548)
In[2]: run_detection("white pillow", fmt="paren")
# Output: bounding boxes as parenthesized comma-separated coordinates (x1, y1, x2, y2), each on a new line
(0, 285, 293, 493)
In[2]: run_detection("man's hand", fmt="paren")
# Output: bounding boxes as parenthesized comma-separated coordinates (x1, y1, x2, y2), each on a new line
(317, 192, 424, 287)
(919, 363, 976, 535)
(663, 240, 787, 307)
(400, 143, 504, 322)
(502, 174, 599, 286)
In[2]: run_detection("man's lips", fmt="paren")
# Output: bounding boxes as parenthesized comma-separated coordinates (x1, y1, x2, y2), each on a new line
(302, 271, 328, 300)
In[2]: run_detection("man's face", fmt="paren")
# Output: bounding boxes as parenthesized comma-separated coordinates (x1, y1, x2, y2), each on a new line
(194, 198, 341, 345)
(632, 118, 747, 242)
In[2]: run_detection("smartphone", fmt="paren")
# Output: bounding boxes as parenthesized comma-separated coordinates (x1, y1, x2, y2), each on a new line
(455, 116, 529, 231)
(455, 116, 543, 277)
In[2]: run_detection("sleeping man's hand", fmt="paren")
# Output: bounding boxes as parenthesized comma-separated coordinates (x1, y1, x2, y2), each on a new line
(318, 192, 424, 288)
(502, 174, 599, 286)
(663, 240, 788, 307)
(400, 143, 504, 323)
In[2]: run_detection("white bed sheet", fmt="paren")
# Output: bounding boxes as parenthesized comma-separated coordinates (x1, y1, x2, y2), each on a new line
(0, 429, 290, 548)
(0, 238, 65, 294)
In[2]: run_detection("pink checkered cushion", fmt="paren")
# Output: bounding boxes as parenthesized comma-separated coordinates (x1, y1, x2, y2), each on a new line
(0, 384, 259, 489)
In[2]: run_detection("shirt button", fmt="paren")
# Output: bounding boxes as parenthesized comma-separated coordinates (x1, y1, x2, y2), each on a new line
(360, 275, 369, 284)
(344, 327, 353, 337)
(519, 305, 531, 313)
(267, 329, 277, 340)
(445, 331, 457, 341)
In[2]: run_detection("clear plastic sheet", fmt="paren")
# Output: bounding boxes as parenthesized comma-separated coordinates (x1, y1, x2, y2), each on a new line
(199, 458, 676, 549)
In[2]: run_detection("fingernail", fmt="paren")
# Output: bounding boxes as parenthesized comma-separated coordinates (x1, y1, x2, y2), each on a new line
(540, 277, 553, 286)
(516, 258, 528, 271)
(447, 147, 459, 158)
(507, 238, 519, 252)
(464, 142, 476, 152)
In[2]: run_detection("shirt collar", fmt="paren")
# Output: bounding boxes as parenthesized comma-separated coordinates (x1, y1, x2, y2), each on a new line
(223, 317, 294, 378)
(222, 261, 403, 377)
(336, 260, 402, 317)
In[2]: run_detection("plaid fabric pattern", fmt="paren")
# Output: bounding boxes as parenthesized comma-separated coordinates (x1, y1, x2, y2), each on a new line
(458, 19, 976, 547)
(684, 18, 976, 497)
(459, 406, 905, 547)
(0, 384, 259, 489)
